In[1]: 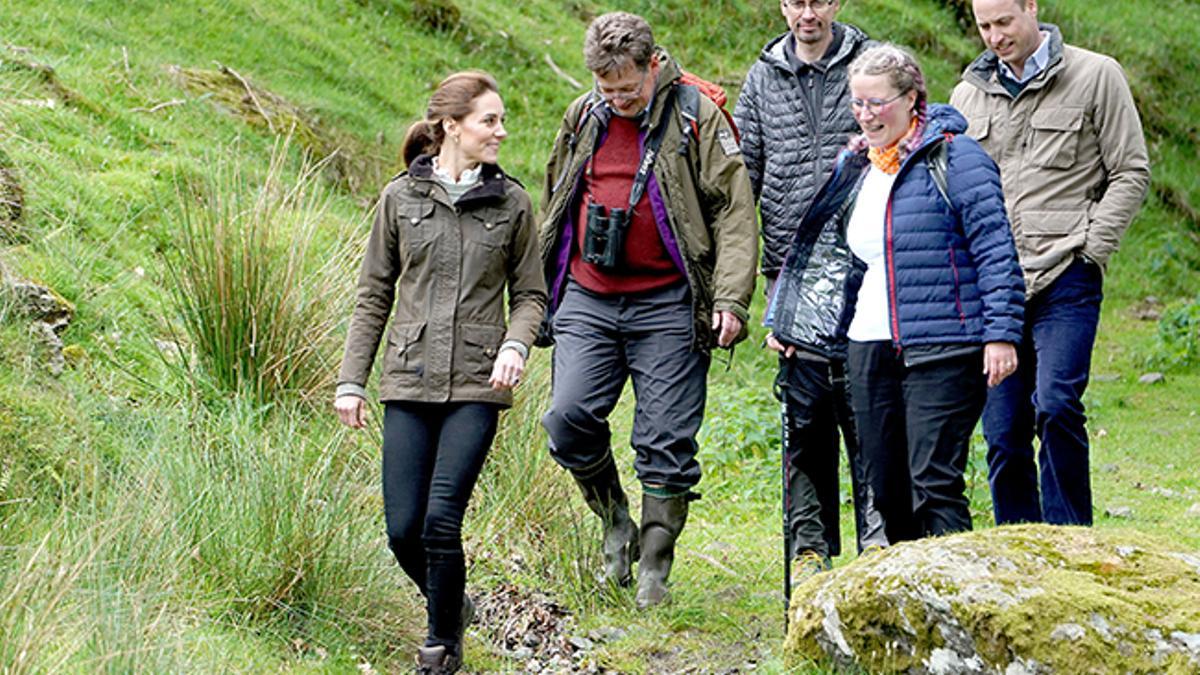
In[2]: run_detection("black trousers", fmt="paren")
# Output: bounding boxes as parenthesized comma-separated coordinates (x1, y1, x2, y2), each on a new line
(776, 356, 884, 558)
(847, 342, 984, 543)
(382, 401, 498, 650)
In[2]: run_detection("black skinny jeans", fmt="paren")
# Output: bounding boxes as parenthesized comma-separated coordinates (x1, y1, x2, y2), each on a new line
(382, 401, 498, 650)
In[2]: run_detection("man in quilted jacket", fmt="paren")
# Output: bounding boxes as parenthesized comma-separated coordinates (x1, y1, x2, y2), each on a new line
(734, 0, 885, 577)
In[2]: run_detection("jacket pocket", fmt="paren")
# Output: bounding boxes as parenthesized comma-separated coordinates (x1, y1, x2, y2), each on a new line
(966, 115, 991, 141)
(1029, 107, 1084, 169)
(397, 201, 437, 245)
(459, 322, 504, 376)
(464, 209, 512, 251)
(948, 247, 965, 324)
(386, 321, 426, 376)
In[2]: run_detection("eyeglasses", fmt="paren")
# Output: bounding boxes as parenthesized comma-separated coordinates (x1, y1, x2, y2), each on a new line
(849, 93, 905, 115)
(596, 68, 650, 103)
(782, 0, 837, 11)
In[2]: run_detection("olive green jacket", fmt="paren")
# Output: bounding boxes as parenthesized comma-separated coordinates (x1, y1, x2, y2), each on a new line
(950, 24, 1150, 298)
(538, 48, 758, 350)
(337, 157, 547, 406)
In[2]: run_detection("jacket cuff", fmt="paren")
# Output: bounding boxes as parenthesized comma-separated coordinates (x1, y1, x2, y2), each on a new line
(499, 340, 529, 360)
(713, 300, 750, 323)
(335, 382, 368, 400)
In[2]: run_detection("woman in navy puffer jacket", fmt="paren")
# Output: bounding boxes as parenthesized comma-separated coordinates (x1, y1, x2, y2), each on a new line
(768, 44, 1024, 545)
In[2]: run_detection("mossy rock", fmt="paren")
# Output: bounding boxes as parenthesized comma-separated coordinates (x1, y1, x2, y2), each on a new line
(784, 524, 1200, 674)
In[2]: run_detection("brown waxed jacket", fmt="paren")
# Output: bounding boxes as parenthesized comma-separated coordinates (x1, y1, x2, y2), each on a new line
(337, 156, 547, 406)
(950, 24, 1150, 298)
(538, 48, 758, 350)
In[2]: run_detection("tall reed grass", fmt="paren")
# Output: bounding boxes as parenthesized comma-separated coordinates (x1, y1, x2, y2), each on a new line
(164, 140, 359, 405)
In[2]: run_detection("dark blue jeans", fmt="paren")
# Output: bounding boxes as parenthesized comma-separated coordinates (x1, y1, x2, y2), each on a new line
(382, 401, 498, 652)
(983, 258, 1102, 526)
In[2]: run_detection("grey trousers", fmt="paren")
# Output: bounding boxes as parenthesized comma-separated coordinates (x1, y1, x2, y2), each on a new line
(542, 281, 709, 494)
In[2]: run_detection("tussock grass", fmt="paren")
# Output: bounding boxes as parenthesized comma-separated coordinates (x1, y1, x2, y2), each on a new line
(164, 139, 358, 405)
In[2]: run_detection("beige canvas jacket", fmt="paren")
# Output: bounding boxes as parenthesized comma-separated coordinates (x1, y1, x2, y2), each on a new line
(950, 24, 1150, 297)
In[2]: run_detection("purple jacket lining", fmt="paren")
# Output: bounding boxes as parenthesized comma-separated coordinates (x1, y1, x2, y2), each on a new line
(549, 125, 688, 309)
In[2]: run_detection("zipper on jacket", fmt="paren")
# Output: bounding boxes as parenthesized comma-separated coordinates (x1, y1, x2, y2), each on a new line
(885, 197, 902, 354)
(948, 246, 966, 324)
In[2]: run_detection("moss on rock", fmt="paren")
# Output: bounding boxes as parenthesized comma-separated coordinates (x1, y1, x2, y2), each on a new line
(784, 525, 1200, 674)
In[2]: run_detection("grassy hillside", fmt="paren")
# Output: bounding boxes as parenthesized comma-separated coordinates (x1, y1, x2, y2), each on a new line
(2, 0, 1198, 672)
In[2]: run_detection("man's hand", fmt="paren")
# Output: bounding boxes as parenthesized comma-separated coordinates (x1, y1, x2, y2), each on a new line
(334, 394, 367, 429)
(489, 348, 526, 391)
(765, 333, 796, 359)
(983, 341, 1018, 388)
(712, 310, 743, 348)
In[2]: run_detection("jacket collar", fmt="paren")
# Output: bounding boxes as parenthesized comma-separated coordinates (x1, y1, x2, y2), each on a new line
(963, 22, 1065, 98)
(760, 22, 870, 75)
(407, 154, 509, 204)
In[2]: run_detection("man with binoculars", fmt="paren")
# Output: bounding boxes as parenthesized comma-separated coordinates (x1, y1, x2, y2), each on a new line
(537, 12, 757, 608)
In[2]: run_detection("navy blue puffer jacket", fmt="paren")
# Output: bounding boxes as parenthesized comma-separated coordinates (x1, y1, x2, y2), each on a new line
(769, 104, 1024, 355)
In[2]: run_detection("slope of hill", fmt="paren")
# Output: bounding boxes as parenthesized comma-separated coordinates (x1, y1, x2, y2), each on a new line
(2, 0, 1197, 671)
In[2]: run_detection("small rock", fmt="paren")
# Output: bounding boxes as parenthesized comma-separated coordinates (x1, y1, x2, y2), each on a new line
(1171, 631, 1200, 654)
(1139, 372, 1166, 385)
(1050, 623, 1087, 641)
(568, 636, 594, 651)
(1090, 613, 1115, 641)
(1116, 546, 1138, 558)
(510, 647, 533, 660)
(1105, 506, 1134, 519)
(588, 626, 627, 643)
(524, 659, 542, 673)
(1150, 486, 1180, 499)
(1186, 503, 1200, 518)
(522, 632, 542, 648)
(1096, 428, 1109, 439)
(1093, 373, 1121, 383)
(1101, 463, 1119, 474)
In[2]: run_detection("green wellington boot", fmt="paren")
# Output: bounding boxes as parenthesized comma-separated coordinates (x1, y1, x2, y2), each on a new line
(635, 493, 690, 609)
(572, 456, 639, 586)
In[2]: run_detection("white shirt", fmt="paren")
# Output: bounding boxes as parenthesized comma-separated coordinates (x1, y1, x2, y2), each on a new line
(432, 157, 482, 203)
(846, 166, 897, 342)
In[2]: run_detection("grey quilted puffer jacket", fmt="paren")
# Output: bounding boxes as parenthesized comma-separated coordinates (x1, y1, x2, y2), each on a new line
(734, 24, 871, 278)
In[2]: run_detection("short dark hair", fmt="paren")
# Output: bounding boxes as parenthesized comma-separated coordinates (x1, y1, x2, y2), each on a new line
(583, 12, 654, 76)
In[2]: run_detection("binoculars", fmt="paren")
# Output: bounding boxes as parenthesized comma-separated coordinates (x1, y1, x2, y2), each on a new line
(583, 202, 629, 270)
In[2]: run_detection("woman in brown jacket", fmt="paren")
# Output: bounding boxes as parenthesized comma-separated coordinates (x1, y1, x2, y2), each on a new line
(333, 71, 546, 674)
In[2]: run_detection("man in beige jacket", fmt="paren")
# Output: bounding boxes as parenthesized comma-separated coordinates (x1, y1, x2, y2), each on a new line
(951, 0, 1149, 526)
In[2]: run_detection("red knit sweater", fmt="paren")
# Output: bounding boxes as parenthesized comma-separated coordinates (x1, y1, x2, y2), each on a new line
(571, 115, 684, 295)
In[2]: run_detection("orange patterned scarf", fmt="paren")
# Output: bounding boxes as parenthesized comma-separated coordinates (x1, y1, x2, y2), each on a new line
(867, 117, 919, 175)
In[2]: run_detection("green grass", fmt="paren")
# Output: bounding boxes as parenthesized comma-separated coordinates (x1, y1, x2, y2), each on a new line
(1, 0, 1198, 671)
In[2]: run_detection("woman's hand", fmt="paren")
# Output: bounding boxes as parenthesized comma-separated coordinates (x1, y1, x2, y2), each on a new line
(489, 347, 526, 391)
(334, 394, 367, 429)
(765, 333, 796, 359)
(983, 342, 1018, 388)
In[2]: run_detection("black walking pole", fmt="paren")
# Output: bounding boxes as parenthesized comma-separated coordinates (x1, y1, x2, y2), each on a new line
(781, 398, 792, 631)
